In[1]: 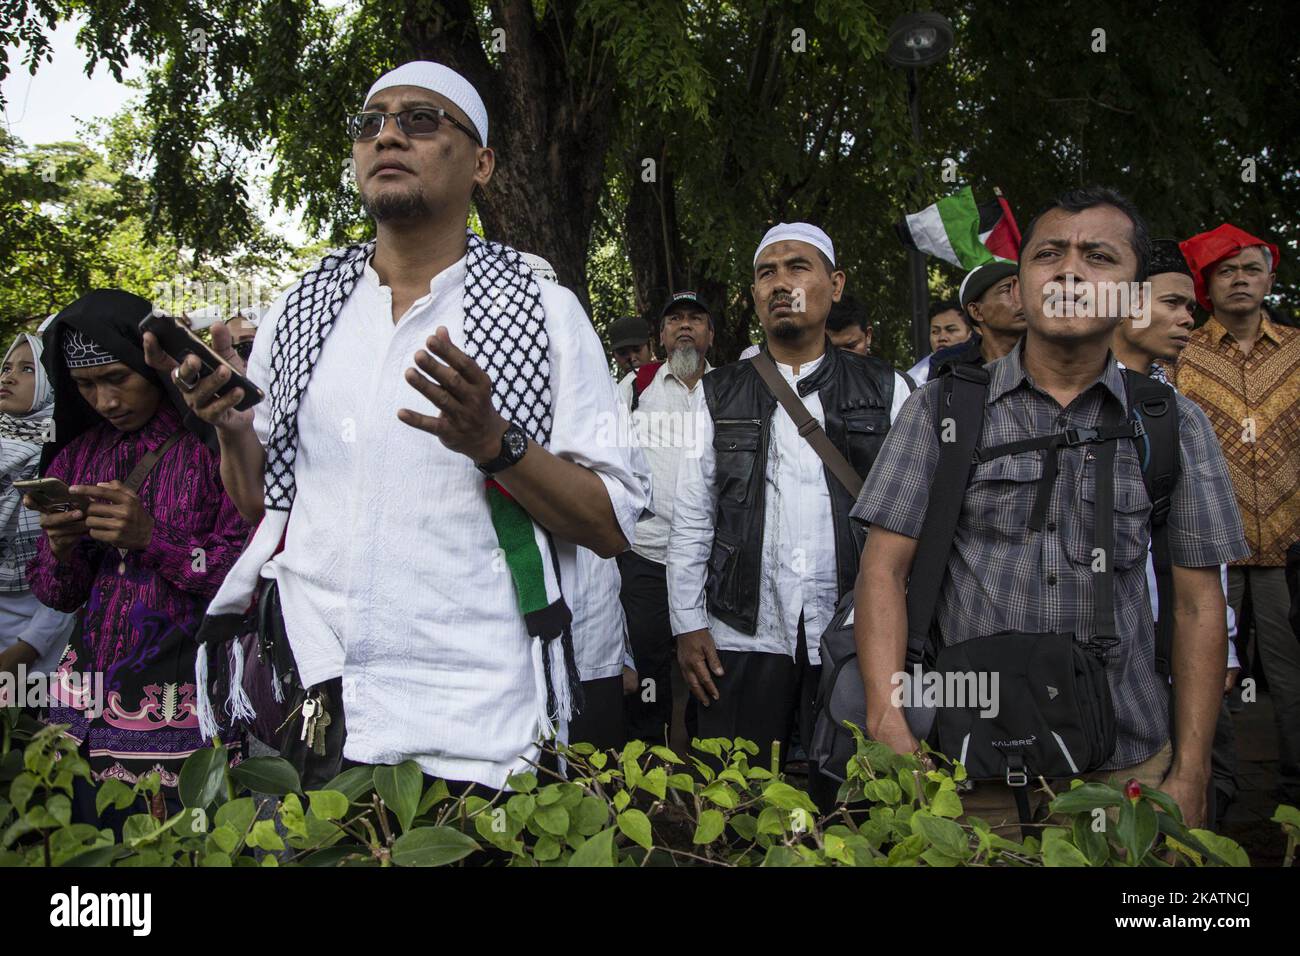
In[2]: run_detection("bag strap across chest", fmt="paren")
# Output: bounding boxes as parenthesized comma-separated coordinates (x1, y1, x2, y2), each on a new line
(123, 429, 185, 494)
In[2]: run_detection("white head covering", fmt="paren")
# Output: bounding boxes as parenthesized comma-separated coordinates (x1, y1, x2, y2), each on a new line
(4, 333, 54, 416)
(365, 61, 489, 147)
(754, 222, 836, 269)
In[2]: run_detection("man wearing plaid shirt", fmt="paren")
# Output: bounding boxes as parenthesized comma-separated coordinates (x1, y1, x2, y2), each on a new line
(852, 187, 1249, 829)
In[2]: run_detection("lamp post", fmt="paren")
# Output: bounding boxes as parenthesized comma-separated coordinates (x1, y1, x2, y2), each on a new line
(885, 11, 954, 361)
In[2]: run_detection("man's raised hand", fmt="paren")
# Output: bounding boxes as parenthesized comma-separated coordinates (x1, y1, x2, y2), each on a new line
(398, 326, 509, 463)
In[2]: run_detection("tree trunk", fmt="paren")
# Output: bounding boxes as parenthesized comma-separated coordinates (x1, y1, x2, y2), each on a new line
(400, 0, 616, 318)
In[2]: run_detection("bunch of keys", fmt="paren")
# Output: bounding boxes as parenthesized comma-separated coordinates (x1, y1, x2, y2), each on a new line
(299, 693, 332, 756)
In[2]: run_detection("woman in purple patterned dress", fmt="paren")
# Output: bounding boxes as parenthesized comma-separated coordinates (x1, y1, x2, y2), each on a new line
(25, 290, 250, 819)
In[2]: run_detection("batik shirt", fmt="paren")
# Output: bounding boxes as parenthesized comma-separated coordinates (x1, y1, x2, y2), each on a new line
(27, 403, 249, 787)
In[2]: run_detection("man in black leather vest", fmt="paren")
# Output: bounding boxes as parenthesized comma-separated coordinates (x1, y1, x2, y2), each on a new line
(666, 222, 911, 794)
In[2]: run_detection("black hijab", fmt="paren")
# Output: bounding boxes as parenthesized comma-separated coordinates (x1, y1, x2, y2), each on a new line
(39, 289, 218, 473)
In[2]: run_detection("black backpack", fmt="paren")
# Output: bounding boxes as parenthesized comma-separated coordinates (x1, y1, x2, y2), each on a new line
(811, 363, 1180, 784)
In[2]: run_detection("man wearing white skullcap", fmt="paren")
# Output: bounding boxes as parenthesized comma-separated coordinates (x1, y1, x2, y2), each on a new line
(667, 221, 912, 809)
(145, 60, 649, 795)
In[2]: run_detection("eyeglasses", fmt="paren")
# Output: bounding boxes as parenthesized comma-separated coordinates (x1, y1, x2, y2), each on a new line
(233, 340, 255, 361)
(347, 108, 481, 146)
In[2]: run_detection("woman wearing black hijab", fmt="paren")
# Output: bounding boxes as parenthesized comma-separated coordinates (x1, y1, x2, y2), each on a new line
(26, 290, 248, 830)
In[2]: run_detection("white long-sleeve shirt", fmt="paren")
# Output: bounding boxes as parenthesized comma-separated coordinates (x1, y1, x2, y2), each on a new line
(667, 354, 907, 663)
(571, 547, 628, 682)
(0, 592, 75, 672)
(617, 361, 713, 565)
(246, 254, 649, 787)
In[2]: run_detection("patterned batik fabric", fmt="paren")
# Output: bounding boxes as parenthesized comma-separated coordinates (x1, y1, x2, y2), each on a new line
(25, 403, 250, 786)
(1174, 316, 1300, 567)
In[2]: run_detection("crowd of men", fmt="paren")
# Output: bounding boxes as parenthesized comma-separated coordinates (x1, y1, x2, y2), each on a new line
(1, 60, 1296, 840)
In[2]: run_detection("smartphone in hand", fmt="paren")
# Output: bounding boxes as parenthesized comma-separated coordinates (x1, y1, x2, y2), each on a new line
(139, 311, 264, 411)
(13, 477, 92, 513)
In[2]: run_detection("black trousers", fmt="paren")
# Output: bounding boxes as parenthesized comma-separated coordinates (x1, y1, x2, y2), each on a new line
(683, 630, 838, 811)
(618, 551, 676, 745)
(569, 674, 627, 752)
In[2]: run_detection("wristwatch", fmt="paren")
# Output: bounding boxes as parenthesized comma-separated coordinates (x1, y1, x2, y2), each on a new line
(477, 423, 529, 475)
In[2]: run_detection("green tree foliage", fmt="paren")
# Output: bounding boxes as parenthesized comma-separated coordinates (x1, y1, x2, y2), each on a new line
(1, 1, 1295, 367)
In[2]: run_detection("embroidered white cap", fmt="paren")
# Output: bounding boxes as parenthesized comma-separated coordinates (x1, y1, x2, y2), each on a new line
(365, 60, 489, 147)
(520, 252, 558, 284)
(754, 222, 835, 269)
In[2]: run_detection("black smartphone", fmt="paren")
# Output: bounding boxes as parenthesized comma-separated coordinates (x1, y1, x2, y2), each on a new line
(138, 311, 264, 411)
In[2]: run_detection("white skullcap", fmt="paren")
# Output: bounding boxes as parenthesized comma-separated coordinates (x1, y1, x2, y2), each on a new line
(754, 222, 835, 269)
(520, 252, 558, 284)
(365, 61, 489, 146)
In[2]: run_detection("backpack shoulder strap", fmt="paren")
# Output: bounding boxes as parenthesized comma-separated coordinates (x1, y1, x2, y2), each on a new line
(904, 365, 990, 663)
(1124, 369, 1181, 675)
(630, 361, 662, 412)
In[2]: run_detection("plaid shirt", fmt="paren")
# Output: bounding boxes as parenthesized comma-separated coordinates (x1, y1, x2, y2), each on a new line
(852, 342, 1249, 768)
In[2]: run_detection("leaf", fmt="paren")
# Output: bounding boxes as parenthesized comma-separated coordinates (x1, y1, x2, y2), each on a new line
(1042, 828, 1091, 867)
(231, 756, 301, 796)
(639, 766, 668, 800)
(416, 779, 451, 816)
(929, 788, 963, 819)
(391, 826, 480, 867)
(373, 761, 422, 833)
(95, 779, 136, 816)
(1271, 805, 1300, 831)
(569, 826, 617, 866)
(322, 765, 375, 803)
(8, 773, 35, 814)
(280, 793, 308, 839)
(573, 796, 608, 836)
(693, 808, 726, 844)
(178, 744, 228, 808)
(306, 789, 350, 822)
(761, 781, 816, 813)
(1072, 814, 1109, 866)
(533, 835, 562, 861)
(1116, 799, 1158, 864)
(666, 773, 695, 793)
(1048, 781, 1124, 814)
(58, 844, 129, 867)
(910, 811, 970, 860)
(534, 805, 569, 837)
(617, 808, 653, 850)
(210, 825, 241, 854)
(214, 797, 256, 836)
(762, 845, 799, 867)
(1188, 829, 1250, 868)
(247, 818, 284, 851)
(649, 745, 682, 764)
(507, 771, 538, 793)
(729, 813, 758, 841)
(612, 789, 630, 812)
(701, 782, 738, 809)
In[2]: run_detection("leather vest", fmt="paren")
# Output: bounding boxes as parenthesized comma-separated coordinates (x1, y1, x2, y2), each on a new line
(701, 343, 898, 635)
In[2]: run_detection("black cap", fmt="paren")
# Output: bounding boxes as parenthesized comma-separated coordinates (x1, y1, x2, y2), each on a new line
(959, 260, 1018, 311)
(1148, 239, 1193, 278)
(659, 290, 711, 322)
(607, 315, 651, 350)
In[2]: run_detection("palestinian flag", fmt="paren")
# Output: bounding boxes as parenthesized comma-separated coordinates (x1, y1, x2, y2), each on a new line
(895, 186, 1021, 269)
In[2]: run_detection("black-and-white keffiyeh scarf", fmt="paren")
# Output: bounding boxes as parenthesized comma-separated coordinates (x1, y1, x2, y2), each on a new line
(196, 230, 581, 740)
(1, 333, 55, 592)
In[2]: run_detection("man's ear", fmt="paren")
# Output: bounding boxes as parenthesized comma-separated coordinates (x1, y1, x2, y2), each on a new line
(831, 270, 847, 300)
(1009, 274, 1022, 315)
(474, 146, 495, 188)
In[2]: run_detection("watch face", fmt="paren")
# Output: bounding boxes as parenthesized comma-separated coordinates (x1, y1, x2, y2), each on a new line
(506, 427, 528, 461)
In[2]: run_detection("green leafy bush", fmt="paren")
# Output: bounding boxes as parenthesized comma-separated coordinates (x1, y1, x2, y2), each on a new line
(1, 707, 1290, 867)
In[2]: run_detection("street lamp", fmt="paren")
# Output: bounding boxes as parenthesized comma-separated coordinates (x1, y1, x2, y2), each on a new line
(885, 11, 954, 361)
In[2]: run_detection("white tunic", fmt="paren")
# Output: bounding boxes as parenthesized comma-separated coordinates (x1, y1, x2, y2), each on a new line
(246, 255, 648, 787)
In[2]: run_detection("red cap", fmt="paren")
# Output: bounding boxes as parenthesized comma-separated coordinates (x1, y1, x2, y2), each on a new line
(1179, 224, 1279, 312)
